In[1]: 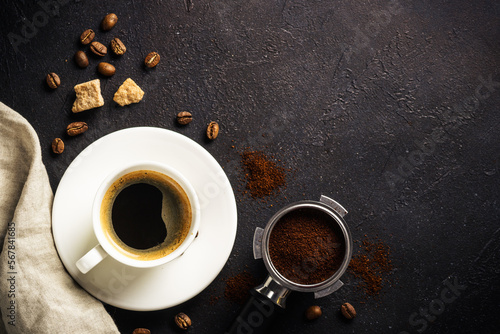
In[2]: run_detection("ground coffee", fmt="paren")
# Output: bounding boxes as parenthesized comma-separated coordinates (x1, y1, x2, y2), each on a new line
(240, 150, 286, 198)
(349, 238, 393, 296)
(268, 208, 345, 285)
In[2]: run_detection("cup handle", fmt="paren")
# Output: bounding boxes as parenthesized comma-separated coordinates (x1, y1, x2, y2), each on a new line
(76, 244, 108, 274)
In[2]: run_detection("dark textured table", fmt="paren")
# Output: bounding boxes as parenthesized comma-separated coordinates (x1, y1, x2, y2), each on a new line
(1, 1, 499, 333)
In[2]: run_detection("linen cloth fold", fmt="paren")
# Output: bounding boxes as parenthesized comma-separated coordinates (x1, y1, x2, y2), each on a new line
(0, 102, 119, 333)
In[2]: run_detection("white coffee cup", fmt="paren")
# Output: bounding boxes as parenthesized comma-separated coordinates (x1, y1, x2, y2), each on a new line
(76, 161, 200, 274)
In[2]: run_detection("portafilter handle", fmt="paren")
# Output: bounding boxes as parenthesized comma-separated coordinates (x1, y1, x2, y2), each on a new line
(224, 283, 284, 334)
(225, 231, 292, 334)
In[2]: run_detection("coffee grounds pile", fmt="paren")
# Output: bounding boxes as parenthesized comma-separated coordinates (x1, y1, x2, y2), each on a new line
(224, 271, 258, 305)
(349, 238, 393, 296)
(240, 150, 286, 198)
(268, 208, 345, 285)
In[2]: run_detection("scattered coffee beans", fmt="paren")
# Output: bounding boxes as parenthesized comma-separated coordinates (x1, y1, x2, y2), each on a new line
(144, 52, 160, 68)
(46, 72, 60, 89)
(177, 111, 193, 125)
(304, 305, 322, 321)
(110, 37, 126, 55)
(74, 51, 89, 68)
(206, 121, 219, 140)
(174, 312, 192, 330)
(90, 41, 107, 56)
(97, 62, 116, 76)
(66, 122, 88, 136)
(101, 13, 118, 31)
(51, 138, 64, 154)
(79, 28, 95, 45)
(132, 329, 150, 334)
(341, 302, 356, 319)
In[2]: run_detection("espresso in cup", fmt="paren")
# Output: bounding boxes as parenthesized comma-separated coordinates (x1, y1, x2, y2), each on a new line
(100, 169, 192, 261)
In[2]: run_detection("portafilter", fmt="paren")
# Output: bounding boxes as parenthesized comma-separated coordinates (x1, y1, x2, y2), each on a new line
(225, 195, 353, 334)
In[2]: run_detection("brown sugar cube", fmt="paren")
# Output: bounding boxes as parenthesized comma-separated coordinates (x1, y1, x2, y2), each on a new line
(113, 78, 145, 106)
(72, 79, 105, 113)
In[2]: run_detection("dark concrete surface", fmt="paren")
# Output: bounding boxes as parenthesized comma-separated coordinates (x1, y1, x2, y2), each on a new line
(1, 0, 500, 333)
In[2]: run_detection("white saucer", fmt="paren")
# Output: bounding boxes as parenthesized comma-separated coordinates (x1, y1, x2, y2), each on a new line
(52, 127, 237, 311)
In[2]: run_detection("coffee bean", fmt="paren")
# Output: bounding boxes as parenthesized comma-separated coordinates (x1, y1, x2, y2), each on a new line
(90, 41, 107, 56)
(79, 28, 95, 45)
(340, 302, 356, 319)
(177, 111, 193, 125)
(132, 329, 150, 334)
(46, 72, 60, 89)
(66, 122, 88, 136)
(101, 13, 118, 31)
(144, 52, 160, 68)
(206, 121, 219, 140)
(97, 62, 116, 76)
(174, 312, 191, 330)
(304, 305, 322, 321)
(51, 138, 64, 154)
(74, 51, 89, 68)
(110, 37, 126, 55)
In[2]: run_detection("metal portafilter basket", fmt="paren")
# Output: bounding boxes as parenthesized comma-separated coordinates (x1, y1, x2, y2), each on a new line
(225, 195, 353, 334)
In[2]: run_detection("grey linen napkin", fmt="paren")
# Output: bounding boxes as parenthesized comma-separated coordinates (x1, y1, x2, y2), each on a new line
(0, 102, 119, 333)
